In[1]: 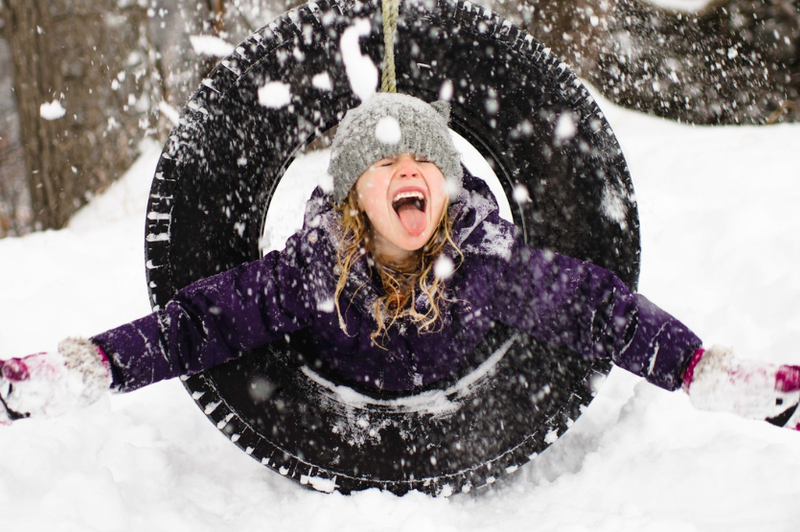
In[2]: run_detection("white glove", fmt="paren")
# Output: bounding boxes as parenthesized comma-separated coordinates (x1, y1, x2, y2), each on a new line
(683, 345, 800, 428)
(0, 338, 112, 425)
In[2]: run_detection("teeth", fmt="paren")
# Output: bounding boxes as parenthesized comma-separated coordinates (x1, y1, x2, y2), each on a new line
(393, 191, 424, 202)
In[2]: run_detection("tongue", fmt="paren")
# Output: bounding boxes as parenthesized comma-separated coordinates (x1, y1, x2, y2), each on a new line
(396, 204, 426, 236)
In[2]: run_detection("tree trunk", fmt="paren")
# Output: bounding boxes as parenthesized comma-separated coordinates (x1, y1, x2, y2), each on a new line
(3, 0, 156, 230)
(0, 30, 29, 238)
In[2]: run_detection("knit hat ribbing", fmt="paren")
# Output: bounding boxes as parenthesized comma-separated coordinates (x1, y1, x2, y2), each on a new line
(328, 93, 463, 205)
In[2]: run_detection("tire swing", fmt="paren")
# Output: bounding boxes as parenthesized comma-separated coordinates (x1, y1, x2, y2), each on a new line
(144, 0, 639, 496)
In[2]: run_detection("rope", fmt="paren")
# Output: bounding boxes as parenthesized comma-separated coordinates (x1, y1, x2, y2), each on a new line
(381, 0, 400, 93)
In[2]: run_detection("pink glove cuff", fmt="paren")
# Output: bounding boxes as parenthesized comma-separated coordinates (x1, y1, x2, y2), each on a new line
(776, 365, 800, 393)
(681, 348, 706, 393)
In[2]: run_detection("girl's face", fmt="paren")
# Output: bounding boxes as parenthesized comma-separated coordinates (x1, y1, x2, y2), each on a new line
(355, 153, 448, 263)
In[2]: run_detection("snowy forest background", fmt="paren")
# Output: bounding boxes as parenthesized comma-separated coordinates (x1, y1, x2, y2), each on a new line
(1, 0, 287, 237)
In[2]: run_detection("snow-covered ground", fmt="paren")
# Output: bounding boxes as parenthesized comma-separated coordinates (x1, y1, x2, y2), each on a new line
(1, 89, 799, 531)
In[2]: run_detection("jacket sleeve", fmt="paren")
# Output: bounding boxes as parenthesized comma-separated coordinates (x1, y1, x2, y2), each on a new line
(91, 235, 316, 392)
(491, 231, 702, 391)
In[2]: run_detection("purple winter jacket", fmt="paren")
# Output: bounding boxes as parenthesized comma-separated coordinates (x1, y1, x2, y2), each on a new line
(92, 172, 701, 393)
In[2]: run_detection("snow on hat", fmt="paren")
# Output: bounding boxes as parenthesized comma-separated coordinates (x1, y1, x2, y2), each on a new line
(328, 93, 463, 205)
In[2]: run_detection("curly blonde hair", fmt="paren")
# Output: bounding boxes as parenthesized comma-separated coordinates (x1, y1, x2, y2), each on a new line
(334, 189, 462, 346)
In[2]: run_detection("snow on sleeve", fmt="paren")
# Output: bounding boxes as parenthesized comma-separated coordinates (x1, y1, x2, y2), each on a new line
(189, 34, 235, 57)
(339, 19, 378, 102)
(466, 218, 514, 260)
(40, 100, 66, 120)
(452, 189, 514, 260)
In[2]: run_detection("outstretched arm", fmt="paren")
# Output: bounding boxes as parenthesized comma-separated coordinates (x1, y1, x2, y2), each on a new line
(491, 233, 702, 391)
(92, 242, 316, 392)
(1, 238, 318, 424)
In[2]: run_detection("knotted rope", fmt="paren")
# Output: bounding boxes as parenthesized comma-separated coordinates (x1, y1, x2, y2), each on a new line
(381, 0, 400, 93)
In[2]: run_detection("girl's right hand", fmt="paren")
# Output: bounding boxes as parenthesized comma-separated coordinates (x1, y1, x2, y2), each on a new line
(0, 339, 112, 426)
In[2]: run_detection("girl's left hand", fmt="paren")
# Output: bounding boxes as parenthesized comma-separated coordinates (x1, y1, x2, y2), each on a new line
(683, 346, 800, 430)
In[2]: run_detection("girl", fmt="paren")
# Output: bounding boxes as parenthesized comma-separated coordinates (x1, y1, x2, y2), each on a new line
(2, 93, 800, 432)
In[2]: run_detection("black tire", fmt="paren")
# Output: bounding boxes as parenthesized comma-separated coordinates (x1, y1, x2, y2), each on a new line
(145, 0, 639, 496)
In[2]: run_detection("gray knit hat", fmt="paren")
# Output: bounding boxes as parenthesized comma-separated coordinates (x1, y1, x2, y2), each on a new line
(328, 93, 463, 205)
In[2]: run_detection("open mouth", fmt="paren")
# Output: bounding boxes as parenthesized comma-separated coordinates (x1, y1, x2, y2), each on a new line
(392, 191, 427, 214)
(392, 190, 428, 236)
